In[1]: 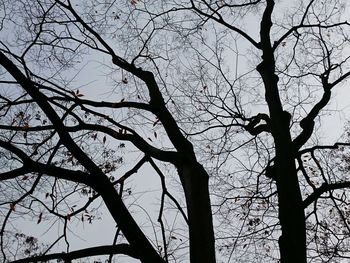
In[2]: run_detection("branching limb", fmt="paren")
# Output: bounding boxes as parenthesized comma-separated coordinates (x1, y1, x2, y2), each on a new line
(303, 181, 350, 208)
(9, 244, 138, 263)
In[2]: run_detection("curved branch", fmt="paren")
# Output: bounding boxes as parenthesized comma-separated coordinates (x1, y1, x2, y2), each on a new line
(303, 182, 350, 208)
(299, 142, 350, 155)
(0, 167, 29, 181)
(189, 0, 261, 49)
(293, 85, 331, 151)
(81, 122, 178, 163)
(0, 139, 91, 185)
(10, 244, 138, 263)
(56, 96, 153, 112)
(274, 21, 350, 50)
(244, 113, 271, 135)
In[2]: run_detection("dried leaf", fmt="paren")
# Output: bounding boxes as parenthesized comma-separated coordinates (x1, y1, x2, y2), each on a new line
(37, 213, 42, 224)
(10, 203, 16, 211)
(22, 122, 29, 131)
(118, 143, 125, 148)
(103, 136, 106, 144)
(21, 175, 29, 180)
(17, 111, 24, 118)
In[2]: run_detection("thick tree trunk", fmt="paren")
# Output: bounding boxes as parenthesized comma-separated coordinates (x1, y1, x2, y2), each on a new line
(258, 1, 307, 262)
(258, 65, 307, 263)
(178, 162, 216, 263)
(260, 73, 307, 262)
(274, 131, 307, 263)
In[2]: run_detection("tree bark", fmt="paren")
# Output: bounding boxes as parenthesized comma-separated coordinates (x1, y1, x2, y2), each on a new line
(178, 162, 216, 263)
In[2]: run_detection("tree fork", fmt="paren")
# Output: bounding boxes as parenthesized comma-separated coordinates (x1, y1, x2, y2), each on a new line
(259, 61, 307, 263)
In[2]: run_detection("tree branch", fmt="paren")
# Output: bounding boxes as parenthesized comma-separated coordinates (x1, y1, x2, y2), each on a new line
(189, 0, 261, 49)
(0, 50, 165, 263)
(303, 182, 350, 208)
(10, 244, 138, 263)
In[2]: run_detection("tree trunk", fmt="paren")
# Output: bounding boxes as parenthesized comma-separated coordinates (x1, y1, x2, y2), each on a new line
(178, 162, 216, 263)
(258, 1, 307, 261)
(274, 130, 307, 263)
(260, 70, 307, 262)
(258, 64, 307, 263)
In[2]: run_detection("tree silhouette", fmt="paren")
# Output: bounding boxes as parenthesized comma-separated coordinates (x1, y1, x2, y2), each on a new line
(1, 1, 350, 263)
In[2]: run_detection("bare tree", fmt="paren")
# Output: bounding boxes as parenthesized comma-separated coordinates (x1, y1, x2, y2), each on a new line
(174, 1, 350, 262)
(1, 1, 350, 263)
(0, 1, 214, 262)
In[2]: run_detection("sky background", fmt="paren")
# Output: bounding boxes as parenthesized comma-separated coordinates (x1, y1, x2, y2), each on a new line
(2, 1, 350, 262)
